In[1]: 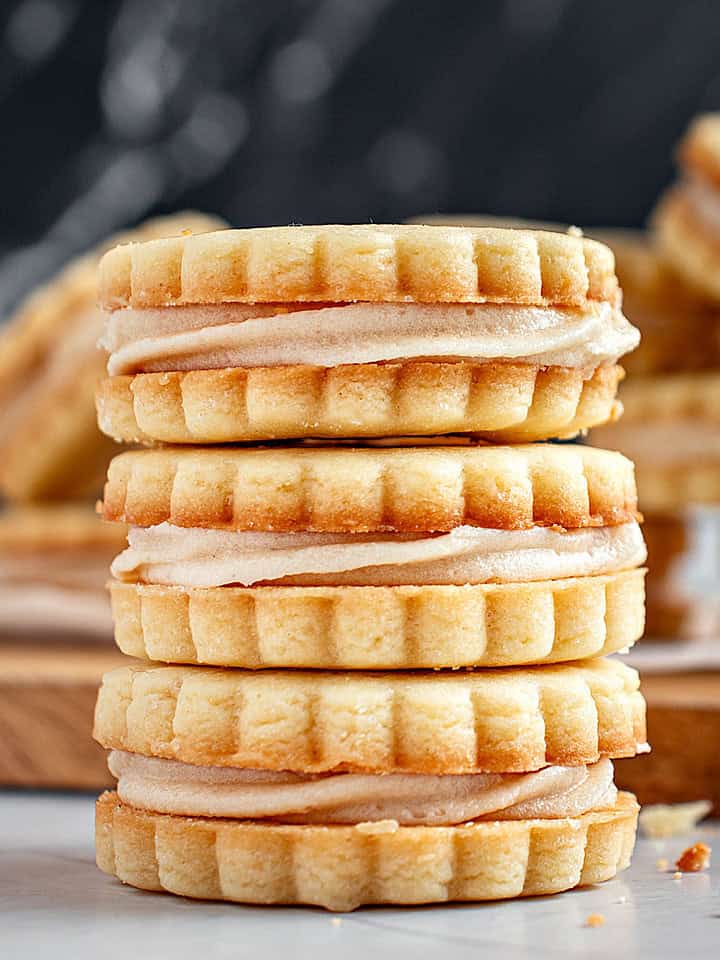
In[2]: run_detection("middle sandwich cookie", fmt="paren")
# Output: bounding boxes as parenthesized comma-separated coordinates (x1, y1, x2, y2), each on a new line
(104, 443, 646, 669)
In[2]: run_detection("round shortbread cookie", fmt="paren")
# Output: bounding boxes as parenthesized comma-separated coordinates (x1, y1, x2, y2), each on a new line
(653, 188, 720, 303)
(93, 658, 646, 775)
(110, 570, 645, 669)
(98, 224, 619, 310)
(95, 790, 638, 911)
(96, 361, 624, 445)
(0, 211, 225, 501)
(101, 443, 639, 533)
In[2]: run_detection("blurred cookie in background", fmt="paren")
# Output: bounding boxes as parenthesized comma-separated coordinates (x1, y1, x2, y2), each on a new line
(654, 113, 720, 304)
(0, 211, 224, 502)
(0, 504, 126, 641)
(589, 229, 720, 376)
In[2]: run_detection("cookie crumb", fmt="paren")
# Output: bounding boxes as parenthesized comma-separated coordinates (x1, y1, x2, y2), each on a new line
(673, 871, 683, 881)
(615, 895, 627, 904)
(355, 819, 399, 835)
(655, 858, 669, 871)
(585, 913, 605, 928)
(639, 801, 711, 838)
(675, 842, 711, 873)
(330, 917, 343, 927)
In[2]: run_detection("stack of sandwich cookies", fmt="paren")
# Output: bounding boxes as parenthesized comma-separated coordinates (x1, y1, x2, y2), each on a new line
(93, 224, 646, 911)
(95, 224, 637, 444)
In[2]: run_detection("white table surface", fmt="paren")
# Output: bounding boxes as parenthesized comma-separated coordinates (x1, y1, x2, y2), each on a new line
(2, 791, 717, 959)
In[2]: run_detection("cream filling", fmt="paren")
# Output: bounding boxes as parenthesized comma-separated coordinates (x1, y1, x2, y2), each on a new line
(594, 422, 720, 468)
(111, 521, 646, 588)
(683, 177, 720, 236)
(108, 752, 617, 825)
(102, 301, 638, 376)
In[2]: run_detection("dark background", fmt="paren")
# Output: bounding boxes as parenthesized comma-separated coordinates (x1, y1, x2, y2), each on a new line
(1, 0, 719, 314)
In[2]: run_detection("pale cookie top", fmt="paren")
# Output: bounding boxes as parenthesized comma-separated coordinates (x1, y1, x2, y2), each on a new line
(0, 211, 224, 406)
(101, 443, 639, 533)
(679, 113, 720, 186)
(98, 224, 620, 310)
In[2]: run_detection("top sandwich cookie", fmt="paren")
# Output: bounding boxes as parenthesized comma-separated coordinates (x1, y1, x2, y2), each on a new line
(96, 224, 639, 445)
(0, 211, 224, 502)
(654, 114, 720, 304)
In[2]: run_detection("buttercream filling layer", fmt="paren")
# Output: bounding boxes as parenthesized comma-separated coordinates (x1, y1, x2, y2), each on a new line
(108, 751, 617, 825)
(111, 521, 647, 588)
(103, 301, 638, 376)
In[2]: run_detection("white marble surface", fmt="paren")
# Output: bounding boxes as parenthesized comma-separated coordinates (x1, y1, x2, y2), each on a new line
(2, 791, 717, 959)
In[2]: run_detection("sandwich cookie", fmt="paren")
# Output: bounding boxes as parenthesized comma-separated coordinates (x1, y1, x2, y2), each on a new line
(95, 224, 639, 445)
(102, 443, 646, 668)
(94, 657, 643, 910)
(654, 114, 720, 304)
(0, 505, 126, 638)
(0, 212, 224, 502)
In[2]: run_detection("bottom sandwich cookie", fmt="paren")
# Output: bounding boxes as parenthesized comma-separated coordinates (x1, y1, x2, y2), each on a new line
(96, 787, 638, 911)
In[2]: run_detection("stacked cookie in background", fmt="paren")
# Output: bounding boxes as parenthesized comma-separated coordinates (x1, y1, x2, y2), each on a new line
(0, 212, 223, 644)
(593, 115, 720, 641)
(92, 224, 647, 911)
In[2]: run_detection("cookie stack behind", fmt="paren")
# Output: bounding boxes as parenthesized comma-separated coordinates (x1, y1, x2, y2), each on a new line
(92, 224, 646, 911)
(592, 118, 720, 639)
(0, 213, 223, 646)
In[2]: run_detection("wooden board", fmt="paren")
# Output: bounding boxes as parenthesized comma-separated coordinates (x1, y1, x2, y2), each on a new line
(615, 671, 720, 813)
(0, 642, 125, 790)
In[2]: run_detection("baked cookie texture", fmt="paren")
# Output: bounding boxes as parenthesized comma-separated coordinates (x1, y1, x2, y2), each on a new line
(93, 659, 646, 774)
(93, 221, 646, 909)
(94, 224, 637, 444)
(96, 361, 624, 445)
(0, 211, 224, 501)
(98, 224, 619, 308)
(96, 790, 638, 911)
(110, 569, 645, 669)
(101, 444, 639, 532)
